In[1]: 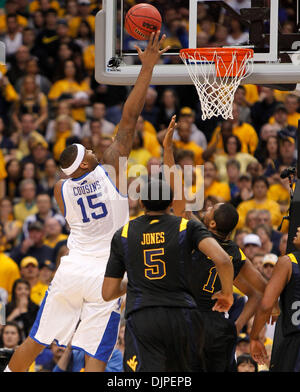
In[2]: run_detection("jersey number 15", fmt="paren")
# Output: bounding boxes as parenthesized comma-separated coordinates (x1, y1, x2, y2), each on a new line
(77, 194, 108, 223)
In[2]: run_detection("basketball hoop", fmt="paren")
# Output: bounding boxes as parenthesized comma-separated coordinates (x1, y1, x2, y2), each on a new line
(179, 48, 254, 120)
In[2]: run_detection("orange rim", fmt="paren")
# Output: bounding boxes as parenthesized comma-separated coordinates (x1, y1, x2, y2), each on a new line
(180, 47, 254, 77)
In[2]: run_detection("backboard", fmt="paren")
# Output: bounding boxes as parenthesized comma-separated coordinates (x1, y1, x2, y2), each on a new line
(95, 0, 300, 86)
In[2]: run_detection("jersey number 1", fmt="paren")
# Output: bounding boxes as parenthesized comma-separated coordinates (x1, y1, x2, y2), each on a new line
(203, 267, 218, 293)
(77, 194, 107, 223)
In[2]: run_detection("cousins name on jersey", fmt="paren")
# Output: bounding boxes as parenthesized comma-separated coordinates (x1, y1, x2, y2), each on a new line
(72, 180, 102, 197)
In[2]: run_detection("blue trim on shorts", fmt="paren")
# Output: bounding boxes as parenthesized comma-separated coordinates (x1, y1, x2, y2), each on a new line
(29, 291, 49, 343)
(53, 339, 67, 348)
(29, 335, 49, 347)
(61, 180, 68, 217)
(93, 311, 120, 362)
(98, 163, 128, 198)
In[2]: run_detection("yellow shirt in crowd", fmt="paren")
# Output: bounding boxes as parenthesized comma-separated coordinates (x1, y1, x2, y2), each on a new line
(214, 152, 257, 182)
(173, 140, 204, 165)
(204, 180, 231, 202)
(244, 84, 259, 106)
(237, 198, 282, 230)
(53, 130, 72, 161)
(269, 112, 300, 128)
(267, 184, 290, 205)
(0, 150, 7, 180)
(30, 281, 48, 306)
(44, 234, 68, 248)
(13, 201, 38, 223)
(83, 44, 95, 71)
(143, 131, 161, 158)
(127, 148, 152, 177)
(68, 15, 95, 38)
(209, 122, 258, 156)
(48, 79, 90, 123)
(29, 0, 61, 14)
(0, 14, 28, 34)
(0, 253, 20, 302)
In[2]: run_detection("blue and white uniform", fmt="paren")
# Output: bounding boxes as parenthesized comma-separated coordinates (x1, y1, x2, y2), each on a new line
(30, 164, 128, 362)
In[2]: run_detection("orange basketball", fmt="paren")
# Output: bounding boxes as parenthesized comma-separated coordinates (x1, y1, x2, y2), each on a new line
(125, 3, 162, 41)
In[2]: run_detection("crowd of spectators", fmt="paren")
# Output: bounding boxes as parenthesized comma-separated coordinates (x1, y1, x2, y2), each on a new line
(0, 0, 299, 372)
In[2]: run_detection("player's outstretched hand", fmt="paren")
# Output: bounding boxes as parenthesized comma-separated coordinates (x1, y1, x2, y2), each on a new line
(250, 339, 268, 365)
(211, 291, 233, 313)
(163, 115, 177, 150)
(134, 31, 171, 68)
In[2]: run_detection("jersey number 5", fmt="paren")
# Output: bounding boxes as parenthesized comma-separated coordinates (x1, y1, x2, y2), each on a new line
(144, 248, 166, 280)
(77, 194, 108, 223)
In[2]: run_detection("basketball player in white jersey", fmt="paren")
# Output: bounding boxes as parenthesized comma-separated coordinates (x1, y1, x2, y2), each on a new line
(5, 31, 170, 372)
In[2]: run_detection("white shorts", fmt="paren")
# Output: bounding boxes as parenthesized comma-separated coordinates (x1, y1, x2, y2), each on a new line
(29, 251, 121, 362)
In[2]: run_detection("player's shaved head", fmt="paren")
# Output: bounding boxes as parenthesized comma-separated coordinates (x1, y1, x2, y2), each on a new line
(59, 144, 79, 169)
(141, 179, 173, 212)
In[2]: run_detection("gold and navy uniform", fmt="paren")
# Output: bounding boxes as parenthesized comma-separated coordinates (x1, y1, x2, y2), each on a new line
(270, 251, 300, 372)
(280, 252, 300, 337)
(190, 235, 246, 311)
(189, 235, 246, 372)
(106, 214, 212, 318)
(105, 214, 213, 372)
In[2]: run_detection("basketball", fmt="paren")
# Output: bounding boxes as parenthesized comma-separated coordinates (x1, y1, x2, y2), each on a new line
(125, 3, 162, 41)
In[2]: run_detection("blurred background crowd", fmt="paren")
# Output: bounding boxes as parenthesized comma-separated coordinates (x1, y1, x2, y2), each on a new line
(0, 0, 299, 372)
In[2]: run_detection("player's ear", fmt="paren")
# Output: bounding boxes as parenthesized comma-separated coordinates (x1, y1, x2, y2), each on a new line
(209, 219, 217, 230)
(79, 160, 89, 170)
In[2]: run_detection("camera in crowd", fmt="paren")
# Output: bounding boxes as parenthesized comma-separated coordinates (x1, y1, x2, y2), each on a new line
(0, 348, 14, 372)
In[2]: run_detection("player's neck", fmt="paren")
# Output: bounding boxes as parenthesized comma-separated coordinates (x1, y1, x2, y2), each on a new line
(71, 168, 90, 179)
(210, 228, 228, 241)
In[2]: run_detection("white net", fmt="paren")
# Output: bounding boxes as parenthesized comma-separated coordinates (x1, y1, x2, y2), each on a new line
(180, 49, 254, 120)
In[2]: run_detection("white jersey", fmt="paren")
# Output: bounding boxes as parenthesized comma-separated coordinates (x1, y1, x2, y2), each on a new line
(61, 164, 129, 258)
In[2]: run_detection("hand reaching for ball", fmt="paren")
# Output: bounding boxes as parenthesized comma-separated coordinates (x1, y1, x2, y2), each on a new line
(134, 31, 170, 69)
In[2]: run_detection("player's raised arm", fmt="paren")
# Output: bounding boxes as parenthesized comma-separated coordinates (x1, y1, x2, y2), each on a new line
(102, 32, 170, 179)
(250, 255, 291, 365)
(162, 115, 186, 217)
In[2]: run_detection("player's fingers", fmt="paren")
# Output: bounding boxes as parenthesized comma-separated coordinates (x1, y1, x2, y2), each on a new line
(153, 30, 161, 46)
(168, 115, 176, 129)
(211, 291, 221, 300)
(158, 33, 166, 46)
(212, 303, 224, 312)
(148, 32, 155, 47)
(134, 45, 143, 56)
(159, 45, 171, 55)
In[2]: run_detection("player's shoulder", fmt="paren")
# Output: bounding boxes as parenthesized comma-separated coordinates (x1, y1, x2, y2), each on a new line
(286, 251, 300, 265)
(222, 239, 245, 260)
(54, 179, 67, 197)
